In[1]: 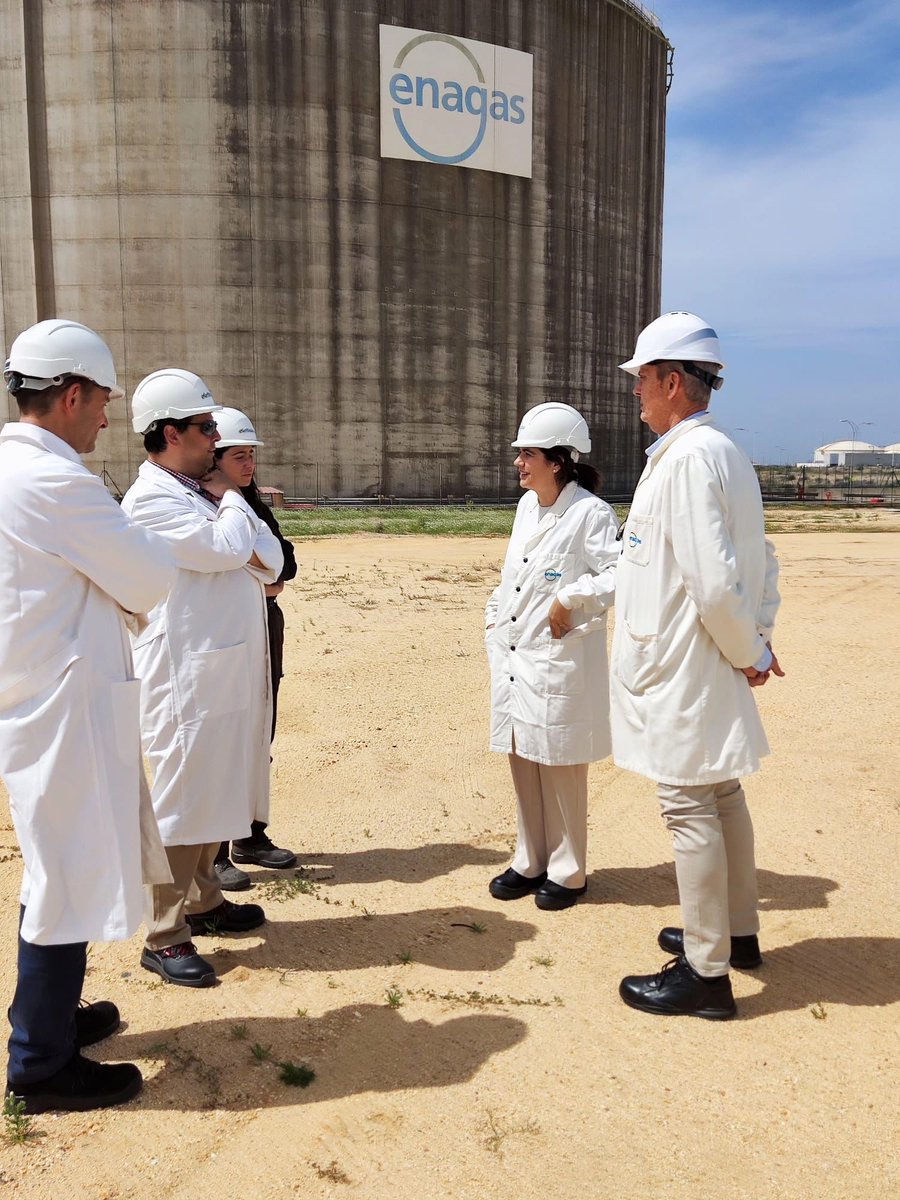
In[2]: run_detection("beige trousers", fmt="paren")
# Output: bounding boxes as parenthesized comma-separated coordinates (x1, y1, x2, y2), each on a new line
(508, 753, 589, 888)
(657, 779, 759, 978)
(144, 842, 223, 951)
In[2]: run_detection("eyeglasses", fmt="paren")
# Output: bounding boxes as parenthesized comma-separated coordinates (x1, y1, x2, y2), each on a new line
(185, 419, 218, 436)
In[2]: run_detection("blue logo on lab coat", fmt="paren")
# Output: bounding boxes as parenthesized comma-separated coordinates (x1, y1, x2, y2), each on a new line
(628, 532, 642, 548)
(544, 569, 562, 581)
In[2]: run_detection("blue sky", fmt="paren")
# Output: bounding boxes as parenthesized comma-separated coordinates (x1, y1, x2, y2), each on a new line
(648, 0, 900, 462)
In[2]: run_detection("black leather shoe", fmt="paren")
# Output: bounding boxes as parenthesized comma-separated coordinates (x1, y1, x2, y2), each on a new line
(214, 856, 251, 891)
(489, 867, 547, 900)
(75, 1000, 120, 1048)
(232, 833, 296, 869)
(6, 1053, 142, 1114)
(619, 956, 736, 1020)
(657, 926, 762, 969)
(186, 900, 265, 935)
(140, 942, 216, 987)
(534, 879, 588, 911)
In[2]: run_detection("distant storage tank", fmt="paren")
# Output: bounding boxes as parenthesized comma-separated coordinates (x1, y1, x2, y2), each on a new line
(0, 0, 669, 499)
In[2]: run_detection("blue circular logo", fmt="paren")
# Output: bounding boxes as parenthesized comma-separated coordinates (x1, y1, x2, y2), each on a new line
(390, 33, 488, 165)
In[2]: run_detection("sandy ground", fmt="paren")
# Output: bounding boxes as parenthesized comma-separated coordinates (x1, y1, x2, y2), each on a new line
(1, 531, 898, 1199)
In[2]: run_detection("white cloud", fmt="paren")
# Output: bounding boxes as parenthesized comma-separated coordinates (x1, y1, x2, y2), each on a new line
(656, 0, 900, 109)
(661, 81, 900, 346)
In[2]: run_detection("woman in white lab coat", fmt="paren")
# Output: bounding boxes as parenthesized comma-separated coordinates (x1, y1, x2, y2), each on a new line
(485, 403, 619, 910)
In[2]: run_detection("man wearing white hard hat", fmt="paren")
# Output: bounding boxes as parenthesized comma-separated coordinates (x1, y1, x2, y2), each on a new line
(123, 372, 284, 987)
(0, 320, 174, 1112)
(485, 403, 619, 910)
(209, 408, 297, 891)
(611, 313, 783, 1019)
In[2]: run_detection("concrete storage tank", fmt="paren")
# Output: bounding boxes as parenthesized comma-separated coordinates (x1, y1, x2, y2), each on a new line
(0, 0, 669, 500)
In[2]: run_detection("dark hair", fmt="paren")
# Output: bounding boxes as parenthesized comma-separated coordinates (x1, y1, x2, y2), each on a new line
(143, 416, 192, 454)
(10, 374, 79, 417)
(541, 446, 602, 495)
(214, 446, 269, 518)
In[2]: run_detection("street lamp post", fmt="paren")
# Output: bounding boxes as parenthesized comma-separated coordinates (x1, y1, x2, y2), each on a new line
(840, 418, 873, 503)
(734, 427, 759, 464)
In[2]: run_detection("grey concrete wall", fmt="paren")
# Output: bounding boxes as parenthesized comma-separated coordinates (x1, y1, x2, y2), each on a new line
(0, 0, 668, 498)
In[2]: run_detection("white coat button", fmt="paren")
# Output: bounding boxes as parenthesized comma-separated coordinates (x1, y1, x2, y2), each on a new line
(523, 557, 528, 562)
(515, 586, 521, 592)
(509, 675, 515, 681)
(510, 645, 516, 651)
(511, 616, 517, 622)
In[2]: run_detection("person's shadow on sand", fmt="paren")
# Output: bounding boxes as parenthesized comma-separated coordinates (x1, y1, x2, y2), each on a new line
(238, 843, 509, 887)
(584, 862, 838, 912)
(736, 936, 900, 1018)
(201, 905, 538, 978)
(99, 1005, 528, 1111)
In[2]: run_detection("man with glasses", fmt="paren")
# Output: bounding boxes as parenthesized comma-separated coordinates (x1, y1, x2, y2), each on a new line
(123, 369, 284, 987)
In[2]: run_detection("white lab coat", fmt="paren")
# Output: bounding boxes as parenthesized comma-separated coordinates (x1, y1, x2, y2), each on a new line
(0, 423, 175, 945)
(122, 462, 283, 845)
(610, 414, 781, 786)
(486, 482, 619, 766)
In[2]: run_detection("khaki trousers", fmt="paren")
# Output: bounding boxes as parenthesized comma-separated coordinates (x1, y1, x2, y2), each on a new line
(144, 842, 223, 952)
(508, 753, 589, 888)
(657, 779, 759, 978)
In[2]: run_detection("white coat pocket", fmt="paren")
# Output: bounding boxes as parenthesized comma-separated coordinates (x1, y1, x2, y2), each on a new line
(189, 643, 251, 719)
(623, 516, 653, 567)
(613, 620, 659, 695)
(533, 553, 574, 592)
(546, 635, 585, 697)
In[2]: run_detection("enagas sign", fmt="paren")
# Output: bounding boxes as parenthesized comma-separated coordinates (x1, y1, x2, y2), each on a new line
(379, 25, 533, 178)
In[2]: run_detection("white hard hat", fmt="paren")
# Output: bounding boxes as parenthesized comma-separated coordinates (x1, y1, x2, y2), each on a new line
(511, 402, 591, 459)
(213, 407, 264, 448)
(619, 312, 725, 388)
(4, 318, 124, 400)
(131, 368, 223, 434)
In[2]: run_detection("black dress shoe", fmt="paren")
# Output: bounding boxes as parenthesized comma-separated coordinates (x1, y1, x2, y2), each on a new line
(140, 942, 216, 987)
(657, 926, 762, 969)
(534, 879, 588, 911)
(6, 1053, 142, 1114)
(232, 832, 296, 868)
(619, 955, 736, 1020)
(75, 1000, 120, 1048)
(186, 900, 266, 934)
(489, 867, 547, 901)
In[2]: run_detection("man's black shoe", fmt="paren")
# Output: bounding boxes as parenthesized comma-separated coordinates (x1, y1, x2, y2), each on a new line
(619, 955, 736, 1020)
(657, 926, 762, 969)
(6, 1053, 142, 1114)
(534, 879, 588, 911)
(75, 1000, 120, 1048)
(186, 900, 266, 935)
(140, 942, 216, 987)
(232, 832, 296, 869)
(489, 867, 547, 901)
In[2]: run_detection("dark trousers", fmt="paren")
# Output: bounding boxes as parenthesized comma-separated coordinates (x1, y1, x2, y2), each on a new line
(7, 906, 85, 1086)
(216, 598, 285, 860)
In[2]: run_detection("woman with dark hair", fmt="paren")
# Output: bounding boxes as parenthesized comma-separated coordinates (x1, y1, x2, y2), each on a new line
(485, 403, 618, 910)
(210, 408, 298, 890)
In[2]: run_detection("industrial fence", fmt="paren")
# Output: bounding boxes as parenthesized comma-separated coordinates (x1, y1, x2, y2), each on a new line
(95, 460, 900, 508)
(755, 464, 900, 507)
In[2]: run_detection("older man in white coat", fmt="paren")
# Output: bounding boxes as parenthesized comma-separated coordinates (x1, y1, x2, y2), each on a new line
(123, 369, 283, 987)
(611, 312, 783, 1020)
(1, 320, 174, 1112)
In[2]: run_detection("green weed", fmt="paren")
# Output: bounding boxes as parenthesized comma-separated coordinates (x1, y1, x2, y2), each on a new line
(279, 1061, 316, 1088)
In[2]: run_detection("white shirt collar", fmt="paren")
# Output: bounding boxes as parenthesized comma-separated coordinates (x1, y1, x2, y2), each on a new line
(645, 411, 710, 459)
(0, 421, 83, 465)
